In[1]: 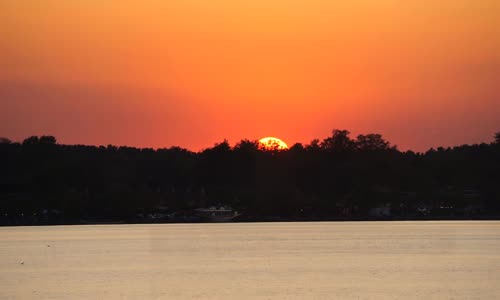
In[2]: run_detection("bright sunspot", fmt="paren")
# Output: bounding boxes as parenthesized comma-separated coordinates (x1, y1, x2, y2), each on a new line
(258, 137, 289, 151)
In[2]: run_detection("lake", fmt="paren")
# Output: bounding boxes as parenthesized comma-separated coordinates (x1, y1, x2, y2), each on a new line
(1, 221, 499, 299)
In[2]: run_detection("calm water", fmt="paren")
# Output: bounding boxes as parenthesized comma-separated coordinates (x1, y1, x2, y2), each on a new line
(1, 221, 499, 299)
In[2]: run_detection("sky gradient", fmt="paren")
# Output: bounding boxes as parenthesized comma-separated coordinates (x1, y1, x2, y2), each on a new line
(1, 0, 499, 151)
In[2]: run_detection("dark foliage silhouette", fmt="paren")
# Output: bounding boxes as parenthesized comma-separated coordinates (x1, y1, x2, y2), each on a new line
(1, 130, 499, 225)
(0, 138, 11, 144)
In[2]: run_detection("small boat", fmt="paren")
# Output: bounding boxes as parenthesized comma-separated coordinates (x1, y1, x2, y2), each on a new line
(194, 206, 240, 222)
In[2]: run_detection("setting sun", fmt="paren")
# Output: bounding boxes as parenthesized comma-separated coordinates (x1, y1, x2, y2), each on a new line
(258, 137, 289, 151)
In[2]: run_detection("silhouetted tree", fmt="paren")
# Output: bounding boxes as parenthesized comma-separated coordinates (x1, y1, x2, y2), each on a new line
(321, 129, 356, 152)
(39, 136, 57, 144)
(289, 143, 304, 152)
(204, 139, 231, 154)
(22, 136, 39, 145)
(305, 139, 321, 152)
(0, 137, 11, 144)
(234, 139, 259, 153)
(356, 134, 391, 151)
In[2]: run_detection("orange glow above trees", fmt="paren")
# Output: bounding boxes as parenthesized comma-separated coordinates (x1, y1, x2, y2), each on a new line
(1, 1, 499, 151)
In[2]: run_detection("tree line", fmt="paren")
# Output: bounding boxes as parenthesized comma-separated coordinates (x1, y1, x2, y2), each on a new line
(1, 130, 499, 225)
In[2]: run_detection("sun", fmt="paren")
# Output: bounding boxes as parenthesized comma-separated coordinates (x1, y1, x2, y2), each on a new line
(258, 137, 288, 151)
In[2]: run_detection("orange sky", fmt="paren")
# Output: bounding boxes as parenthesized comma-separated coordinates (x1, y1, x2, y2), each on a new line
(1, 0, 499, 151)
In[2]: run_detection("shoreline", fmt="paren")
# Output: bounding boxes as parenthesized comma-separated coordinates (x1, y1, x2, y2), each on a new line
(3, 215, 500, 227)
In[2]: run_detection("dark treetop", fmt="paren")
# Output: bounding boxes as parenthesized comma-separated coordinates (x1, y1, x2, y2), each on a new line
(1, 130, 499, 225)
